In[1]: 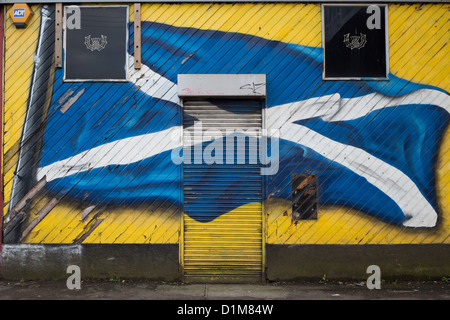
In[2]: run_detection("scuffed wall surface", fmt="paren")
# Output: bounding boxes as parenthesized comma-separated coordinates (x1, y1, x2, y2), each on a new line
(2, 3, 449, 245)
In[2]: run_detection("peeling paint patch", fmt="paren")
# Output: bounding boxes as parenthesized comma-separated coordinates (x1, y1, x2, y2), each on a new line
(181, 51, 196, 65)
(20, 198, 59, 241)
(74, 219, 104, 244)
(81, 205, 96, 222)
(60, 88, 85, 113)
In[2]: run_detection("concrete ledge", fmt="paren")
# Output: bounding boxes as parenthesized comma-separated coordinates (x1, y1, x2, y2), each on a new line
(2, 243, 448, 281)
(0, 244, 179, 281)
(266, 244, 450, 281)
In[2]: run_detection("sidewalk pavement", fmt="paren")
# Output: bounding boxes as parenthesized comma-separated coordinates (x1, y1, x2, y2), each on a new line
(0, 279, 448, 300)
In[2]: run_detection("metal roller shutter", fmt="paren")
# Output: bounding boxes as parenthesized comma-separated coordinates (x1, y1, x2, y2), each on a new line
(182, 99, 264, 283)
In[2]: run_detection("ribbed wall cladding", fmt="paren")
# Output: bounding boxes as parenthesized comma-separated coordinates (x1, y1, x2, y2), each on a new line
(2, 3, 449, 256)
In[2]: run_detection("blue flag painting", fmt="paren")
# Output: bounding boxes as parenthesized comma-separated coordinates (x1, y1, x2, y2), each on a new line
(35, 21, 449, 228)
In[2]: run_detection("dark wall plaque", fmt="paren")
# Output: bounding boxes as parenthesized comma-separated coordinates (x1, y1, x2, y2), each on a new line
(323, 4, 388, 79)
(64, 6, 128, 81)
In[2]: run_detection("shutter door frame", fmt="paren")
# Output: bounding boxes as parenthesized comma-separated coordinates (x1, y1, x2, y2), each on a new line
(178, 74, 267, 283)
(182, 99, 265, 283)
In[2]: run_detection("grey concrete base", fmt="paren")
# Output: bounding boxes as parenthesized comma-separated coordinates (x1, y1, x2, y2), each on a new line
(2, 243, 449, 282)
(266, 244, 450, 281)
(0, 244, 179, 281)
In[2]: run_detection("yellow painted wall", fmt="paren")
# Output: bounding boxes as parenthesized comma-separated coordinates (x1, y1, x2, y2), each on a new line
(2, 3, 449, 245)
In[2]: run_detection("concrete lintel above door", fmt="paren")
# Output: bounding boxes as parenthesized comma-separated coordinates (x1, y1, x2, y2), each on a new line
(178, 74, 266, 98)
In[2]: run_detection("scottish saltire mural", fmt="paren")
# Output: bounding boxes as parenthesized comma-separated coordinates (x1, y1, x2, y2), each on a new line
(3, 3, 449, 244)
(37, 21, 449, 228)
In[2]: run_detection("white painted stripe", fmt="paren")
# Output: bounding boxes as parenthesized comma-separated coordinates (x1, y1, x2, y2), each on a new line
(37, 126, 181, 182)
(127, 54, 180, 106)
(268, 89, 450, 126)
(281, 122, 438, 227)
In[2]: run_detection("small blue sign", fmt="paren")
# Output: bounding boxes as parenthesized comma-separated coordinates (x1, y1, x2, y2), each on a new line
(13, 8, 26, 18)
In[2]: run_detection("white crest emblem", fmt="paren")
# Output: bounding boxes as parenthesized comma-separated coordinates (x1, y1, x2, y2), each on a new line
(84, 35, 107, 51)
(343, 33, 367, 50)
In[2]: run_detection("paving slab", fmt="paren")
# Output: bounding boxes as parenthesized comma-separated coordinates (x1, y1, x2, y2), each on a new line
(0, 279, 448, 300)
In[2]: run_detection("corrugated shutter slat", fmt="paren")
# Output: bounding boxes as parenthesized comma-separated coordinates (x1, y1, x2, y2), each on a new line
(182, 99, 263, 283)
